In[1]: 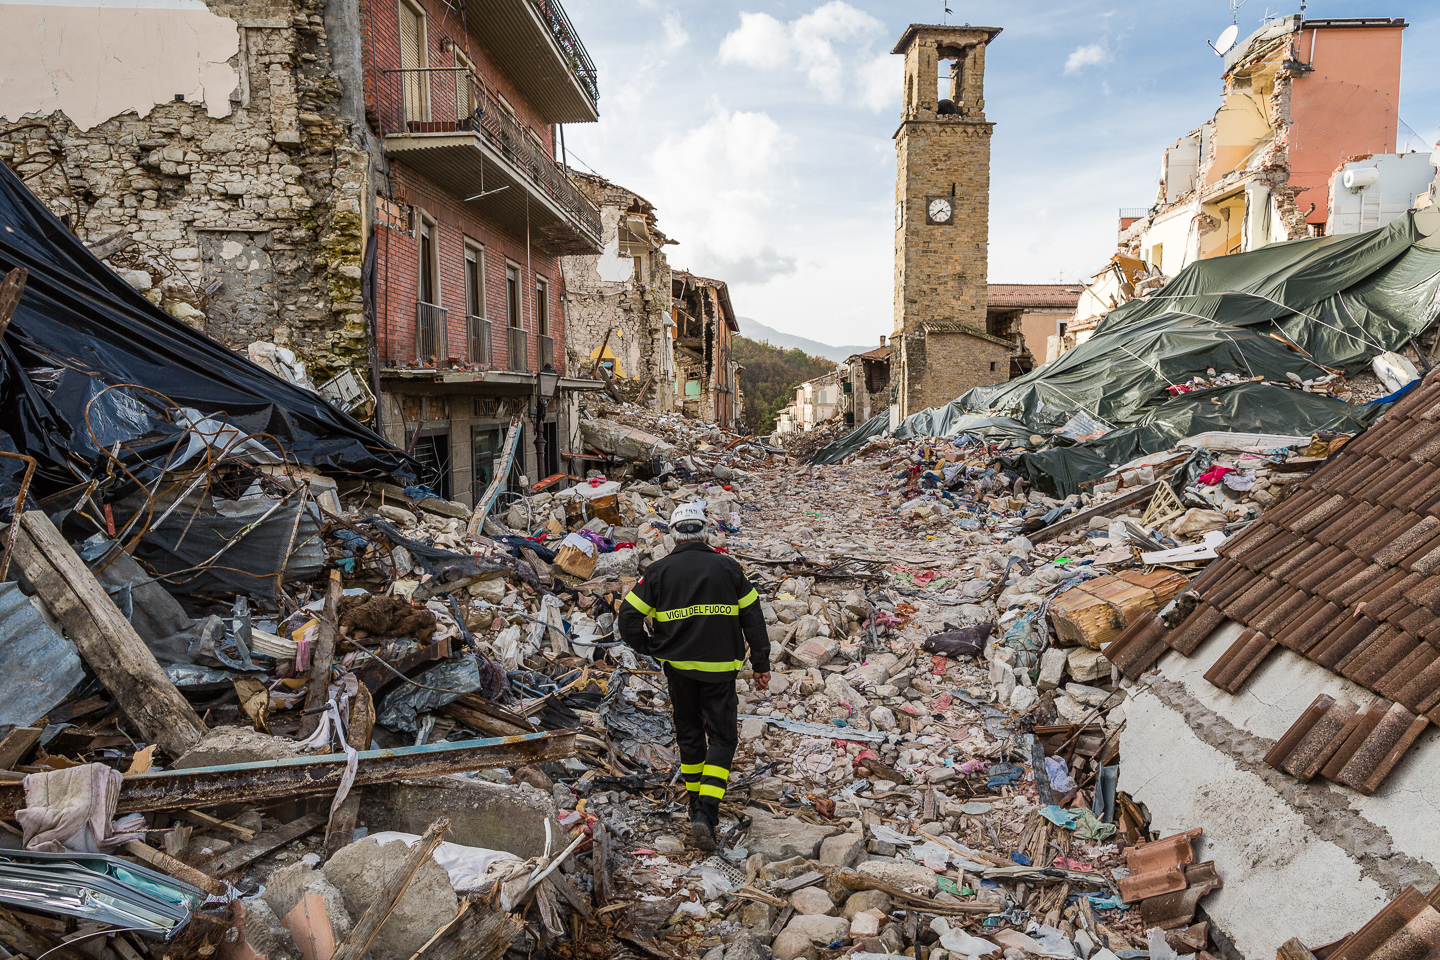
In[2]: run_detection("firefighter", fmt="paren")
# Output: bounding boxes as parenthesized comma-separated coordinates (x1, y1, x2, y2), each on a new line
(618, 501, 770, 851)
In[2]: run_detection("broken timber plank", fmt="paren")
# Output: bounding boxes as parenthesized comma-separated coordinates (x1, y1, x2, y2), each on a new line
(121, 841, 227, 896)
(331, 818, 449, 960)
(1030, 482, 1163, 544)
(10, 510, 205, 756)
(466, 416, 522, 538)
(195, 812, 325, 876)
(0, 730, 577, 818)
(325, 682, 375, 860)
(300, 568, 342, 739)
(0, 727, 42, 771)
(837, 870, 1000, 915)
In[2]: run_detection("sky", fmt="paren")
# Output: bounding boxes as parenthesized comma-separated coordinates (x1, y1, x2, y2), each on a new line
(563, 1, 1440, 348)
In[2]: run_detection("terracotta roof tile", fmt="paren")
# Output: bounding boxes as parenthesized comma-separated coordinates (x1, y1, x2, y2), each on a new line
(1332, 702, 1429, 795)
(1352, 512, 1426, 559)
(1312, 618, 1381, 670)
(1275, 599, 1342, 654)
(1402, 575, 1440, 613)
(1393, 651, 1440, 712)
(1166, 603, 1227, 656)
(1294, 551, 1361, 593)
(1377, 644, 1438, 705)
(1266, 693, 1358, 780)
(1325, 886, 1440, 960)
(1318, 699, 1391, 782)
(1255, 589, 1315, 636)
(1372, 461, 1429, 507)
(1284, 493, 1350, 534)
(1373, 519, 1440, 567)
(1101, 611, 1170, 681)
(1340, 628, 1419, 687)
(1203, 629, 1277, 693)
(1263, 541, 1331, 580)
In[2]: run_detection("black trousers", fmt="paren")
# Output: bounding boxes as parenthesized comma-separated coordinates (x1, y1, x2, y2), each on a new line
(664, 663, 738, 820)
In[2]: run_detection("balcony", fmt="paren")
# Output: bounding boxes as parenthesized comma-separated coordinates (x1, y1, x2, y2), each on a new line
(507, 326, 529, 373)
(469, 316, 491, 366)
(416, 301, 448, 363)
(539, 334, 554, 370)
(381, 68, 602, 256)
(461, 0, 598, 123)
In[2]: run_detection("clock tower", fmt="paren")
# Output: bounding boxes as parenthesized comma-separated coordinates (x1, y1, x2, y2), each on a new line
(891, 23, 1004, 420)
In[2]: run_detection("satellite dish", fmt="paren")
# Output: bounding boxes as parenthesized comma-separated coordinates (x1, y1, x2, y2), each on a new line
(1213, 24, 1239, 55)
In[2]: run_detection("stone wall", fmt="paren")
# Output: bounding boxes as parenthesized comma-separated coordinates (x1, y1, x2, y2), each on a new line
(560, 178, 671, 408)
(0, 0, 370, 383)
(897, 330, 1010, 413)
(891, 26, 997, 418)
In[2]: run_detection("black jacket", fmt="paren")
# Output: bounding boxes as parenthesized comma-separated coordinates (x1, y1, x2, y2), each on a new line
(618, 542, 770, 677)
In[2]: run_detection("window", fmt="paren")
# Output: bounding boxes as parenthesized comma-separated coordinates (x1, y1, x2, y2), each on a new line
(418, 217, 437, 305)
(535, 277, 549, 336)
(398, 0, 428, 124)
(452, 47, 477, 124)
(505, 264, 521, 328)
(411, 431, 451, 501)
(464, 242, 485, 362)
(816, 389, 827, 404)
(472, 425, 524, 500)
(989, 361, 997, 372)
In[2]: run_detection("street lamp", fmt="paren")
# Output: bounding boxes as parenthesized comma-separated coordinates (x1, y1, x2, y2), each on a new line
(533, 363, 560, 483)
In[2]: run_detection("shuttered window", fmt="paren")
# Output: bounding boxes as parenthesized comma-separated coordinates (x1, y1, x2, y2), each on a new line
(398, 0, 427, 124)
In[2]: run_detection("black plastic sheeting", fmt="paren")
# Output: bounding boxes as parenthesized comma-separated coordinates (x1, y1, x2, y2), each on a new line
(811, 213, 1440, 494)
(0, 162, 417, 507)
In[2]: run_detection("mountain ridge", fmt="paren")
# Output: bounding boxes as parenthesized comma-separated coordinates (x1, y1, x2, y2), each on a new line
(735, 316, 874, 363)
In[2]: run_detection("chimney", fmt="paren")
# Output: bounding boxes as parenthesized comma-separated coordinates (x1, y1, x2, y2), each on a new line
(879, 335, 887, 347)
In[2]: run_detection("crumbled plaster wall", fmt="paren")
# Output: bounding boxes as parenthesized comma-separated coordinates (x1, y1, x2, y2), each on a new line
(0, 0, 370, 383)
(561, 202, 670, 388)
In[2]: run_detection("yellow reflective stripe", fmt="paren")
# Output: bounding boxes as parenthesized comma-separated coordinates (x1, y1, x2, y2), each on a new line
(659, 658, 746, 672)
(686, 782, 702, 792)
(702, 765, 730, 781)
(625, 591, 656, 616)
(680, 763, 704, 775)
(698, 784, 726, 799)
(654, 603, 739, 622)
(737, 589, 759, 609)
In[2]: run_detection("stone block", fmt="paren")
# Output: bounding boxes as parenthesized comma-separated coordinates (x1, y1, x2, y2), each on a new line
(842, 889, 892, 919)
(173, 726, 299, 769)
(1067, 646, 1111, 683)
(789, 886, 835, 916)
(1037, 647, 1067, 692)
(791, 636, 839, 668)
(857, 858, 939, 894)
(740, 718, 767, 741)
(324, 837, 456, 960)
(359, 776, 559, 858)
(818, 831, 865, 869)
(746, 809, 840, 861)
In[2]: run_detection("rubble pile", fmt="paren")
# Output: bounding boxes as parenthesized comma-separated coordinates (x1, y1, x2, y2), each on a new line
(0, 376, 1386, 960)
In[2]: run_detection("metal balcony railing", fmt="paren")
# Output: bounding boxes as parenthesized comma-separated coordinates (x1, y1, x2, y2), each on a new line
(469, 316, 491, 366)
(507, 326, 529, 373)
(539, 334, 553, 370)
(417, 301, 447, 363)
(380, 67, 601, 240)
(530, 0, 598, 109)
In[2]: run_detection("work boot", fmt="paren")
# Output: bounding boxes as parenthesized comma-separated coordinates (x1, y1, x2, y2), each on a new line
(691, 813, 717, 852)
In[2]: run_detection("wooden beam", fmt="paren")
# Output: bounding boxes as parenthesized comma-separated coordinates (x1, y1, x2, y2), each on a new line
(0, 268, 27, 340)
(1029, 482, 1163, 544)
(331, 818, 449, 960)
(0, 727, 42, 771)
(121, 840, 227, 897)
(192, 813, 326, 877)
(325, 683, 375, 860)
(11, 511, 205, 756)
(300, 568, 342, 738)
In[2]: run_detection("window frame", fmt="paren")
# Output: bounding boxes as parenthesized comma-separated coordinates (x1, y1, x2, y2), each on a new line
(397, 0, 429, 124)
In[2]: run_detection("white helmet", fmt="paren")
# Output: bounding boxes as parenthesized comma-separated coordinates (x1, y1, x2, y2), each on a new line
(669, 501, 709, 535)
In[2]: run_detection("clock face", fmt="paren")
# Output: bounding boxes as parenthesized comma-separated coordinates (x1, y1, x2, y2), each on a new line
(928, 198, 953, 223)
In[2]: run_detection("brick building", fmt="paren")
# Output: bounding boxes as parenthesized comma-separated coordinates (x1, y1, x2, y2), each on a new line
(0, 0, 608, 505)
(672, 271, 742, 429)
(559, 175, 678, 412)
(366, 0, 604, 501)
(890, 23, 1003, 419)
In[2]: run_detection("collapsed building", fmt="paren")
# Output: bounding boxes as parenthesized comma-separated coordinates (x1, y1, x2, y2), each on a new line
(1064, 16, 1435, 349)
(985, 284, 1084, 369)
(0, 0, 608, 504)
(671, 270, 744, 430)
(559, 174, 678, 410)
(840, 337, 892, 428)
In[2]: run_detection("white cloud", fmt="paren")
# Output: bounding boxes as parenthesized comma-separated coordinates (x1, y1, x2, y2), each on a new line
(719, 2, 891, 110)
(660, 11, 687, 53)
(1064, 42, 1112, 75)
(646, 106, 798, 284)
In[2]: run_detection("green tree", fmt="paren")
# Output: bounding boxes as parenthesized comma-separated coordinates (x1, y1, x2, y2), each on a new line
(732, 336, 838, 434)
